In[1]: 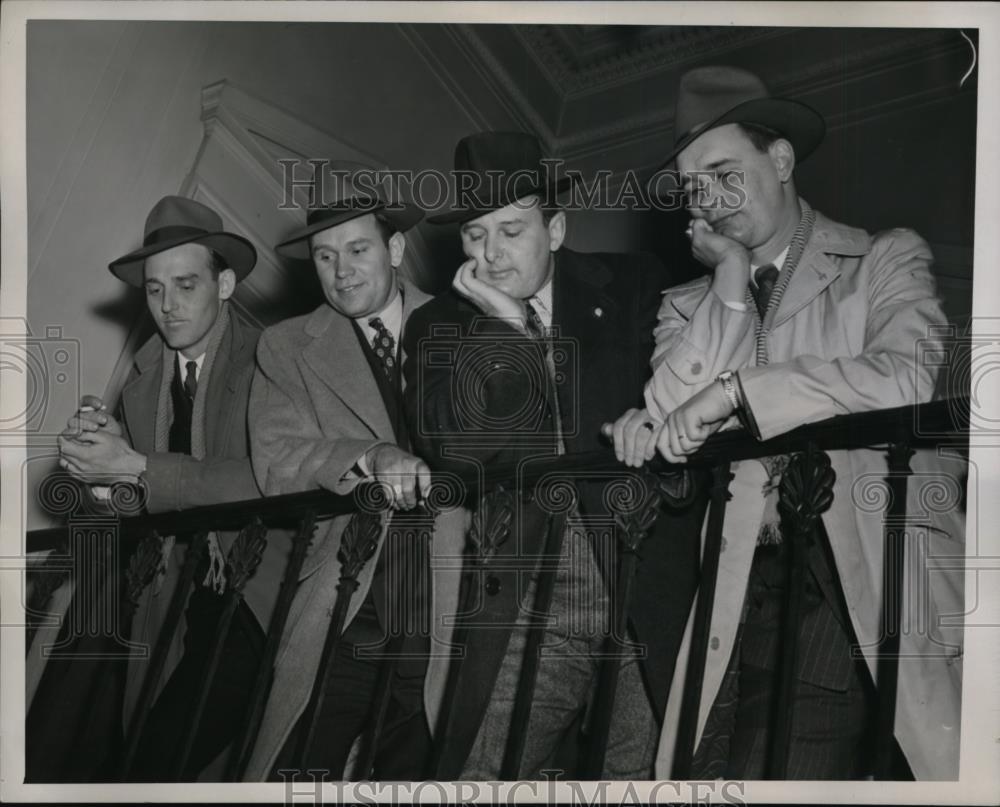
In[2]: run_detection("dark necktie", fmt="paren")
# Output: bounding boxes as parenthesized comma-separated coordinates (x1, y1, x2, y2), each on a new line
(752, 264, 779, 320)
(183, 360, 198, 403)
(368, 316, 396, 378)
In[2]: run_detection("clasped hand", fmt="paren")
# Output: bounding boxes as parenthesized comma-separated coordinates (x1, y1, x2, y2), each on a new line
(58, 395, 145, 483)
(604, 382, 734, 467)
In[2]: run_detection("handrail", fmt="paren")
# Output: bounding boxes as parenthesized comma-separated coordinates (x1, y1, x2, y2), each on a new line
(26, 396, 970, 552)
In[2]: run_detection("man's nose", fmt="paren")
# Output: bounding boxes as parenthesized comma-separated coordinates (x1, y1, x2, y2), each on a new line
(483, 235, 502, 264)
(335, 258, 354, 278)
(161, 290, 177, 313)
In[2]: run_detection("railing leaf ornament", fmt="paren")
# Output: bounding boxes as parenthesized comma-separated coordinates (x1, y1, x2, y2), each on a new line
(777, 445, 837, 537)
(25, 547, 71, 648)
(124, 530, 165, 611)
(610, 471, 663, 555)
(468, 485, 514, 565)
(225, 517, 269, 594)
(337, 511, 383, 582)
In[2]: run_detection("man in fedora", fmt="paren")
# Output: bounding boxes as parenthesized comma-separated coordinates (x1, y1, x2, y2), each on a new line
(56, 195, 290, 779)
(611, 66, 964, 779)
(402, 131, 705, 779)
(243, 161, 455, 781)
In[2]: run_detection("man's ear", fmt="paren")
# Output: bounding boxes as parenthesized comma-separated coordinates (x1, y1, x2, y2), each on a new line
(547, 210, 567, 252)
(217, 268, 237, 301)
(388, 232, 407, 268)
(769, 139, 796, 183)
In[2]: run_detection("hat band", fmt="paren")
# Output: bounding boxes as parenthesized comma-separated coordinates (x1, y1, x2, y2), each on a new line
(144, 224, 212, 247)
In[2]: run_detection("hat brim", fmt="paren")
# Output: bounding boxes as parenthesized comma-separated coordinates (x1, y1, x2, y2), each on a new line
(427, 176, 575, 226)
(109, 232, 257, 287)
(658, 97, 826, 170)
(275, 202, 424, 261)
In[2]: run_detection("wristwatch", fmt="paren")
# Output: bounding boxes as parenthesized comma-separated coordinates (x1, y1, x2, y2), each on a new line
(717, 370, 741, 414)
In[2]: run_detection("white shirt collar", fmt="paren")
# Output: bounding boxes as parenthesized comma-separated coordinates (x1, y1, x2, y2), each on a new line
(751, 245, 790, 274)
(750, 245, 790, 287)
(176, 351, 205, 382)
(358, 287, 404, 346)
(526, 276, 554, 330)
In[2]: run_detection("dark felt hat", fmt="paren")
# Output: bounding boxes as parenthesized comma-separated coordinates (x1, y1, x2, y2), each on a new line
(659, 65, 825, 168)
(427, 131, 575, 225)
(275, 160, 423, 260)
(109, 196, 257, 287)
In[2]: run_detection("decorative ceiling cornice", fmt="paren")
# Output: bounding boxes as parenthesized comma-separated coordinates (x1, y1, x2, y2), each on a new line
(515, 24, 787, 96)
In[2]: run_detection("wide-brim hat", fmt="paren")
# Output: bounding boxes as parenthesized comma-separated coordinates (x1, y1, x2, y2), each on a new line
(275, 160, 424, 260)
(109, 195, 257, 287)
(427, 131, 575, 226)
(658, 65, 825, 169)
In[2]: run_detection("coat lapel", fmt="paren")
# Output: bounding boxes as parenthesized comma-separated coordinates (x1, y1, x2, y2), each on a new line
(551, 250, 618, 439)
(120, 335, 164, 454)
(202, 315, 252, 456)
(772, 209, 871, 329)
(302, 304, 394, 440)
(302, 277, 428, 442)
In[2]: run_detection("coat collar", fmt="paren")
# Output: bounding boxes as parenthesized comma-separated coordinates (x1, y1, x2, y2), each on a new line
(771, 200, 871, 328)
(301, 278, 430, 440)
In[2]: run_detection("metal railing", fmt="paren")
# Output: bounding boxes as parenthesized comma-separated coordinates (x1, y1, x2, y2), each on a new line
(24, 396, 970, 781)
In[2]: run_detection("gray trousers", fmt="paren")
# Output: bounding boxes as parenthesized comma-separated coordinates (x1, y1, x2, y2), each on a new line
(461, 526, 658, 780)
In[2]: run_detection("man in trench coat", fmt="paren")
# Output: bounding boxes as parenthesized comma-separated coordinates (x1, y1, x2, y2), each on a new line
(612, 66, 964, 780)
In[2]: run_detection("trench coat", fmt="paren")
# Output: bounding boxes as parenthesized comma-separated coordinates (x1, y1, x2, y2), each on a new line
(646, 202, 965, 780)
(243, 280, 468, 780)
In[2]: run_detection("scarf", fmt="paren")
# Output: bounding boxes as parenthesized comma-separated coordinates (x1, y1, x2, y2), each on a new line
(746, 207, 816, 544)
(151, 302, 232, 593)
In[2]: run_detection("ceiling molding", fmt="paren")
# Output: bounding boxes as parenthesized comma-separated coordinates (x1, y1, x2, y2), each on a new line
(448, 25, 970, 167)
(514, 25, 786, 98)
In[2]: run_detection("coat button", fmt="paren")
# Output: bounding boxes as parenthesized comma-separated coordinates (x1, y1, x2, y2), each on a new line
(720, 537, 727, 552)
(485, 575, 501, 596)
(690, 361, 702, 375)
(710, 636, 720, 650)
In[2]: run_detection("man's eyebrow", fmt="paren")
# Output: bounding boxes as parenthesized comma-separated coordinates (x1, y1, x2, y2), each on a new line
(145, 274, 199, 285)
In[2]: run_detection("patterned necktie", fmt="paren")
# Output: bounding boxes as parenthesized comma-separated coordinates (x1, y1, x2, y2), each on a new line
(368, 316, 396, 378)
(752, 264, 779, 321)
(183, 360, 198, 403)
(524, 300, 565, 454)
(525, 301, 548, 340)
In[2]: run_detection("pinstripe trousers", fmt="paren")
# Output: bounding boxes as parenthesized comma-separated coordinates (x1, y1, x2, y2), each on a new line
(693, 533, 876, 780)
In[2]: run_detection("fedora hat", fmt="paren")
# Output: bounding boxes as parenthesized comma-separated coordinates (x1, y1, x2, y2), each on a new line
(659, 65, 825, 168)
(427, 131, 575, 225)
(109, 196, 257, 287)
(275, 160, 424, 260)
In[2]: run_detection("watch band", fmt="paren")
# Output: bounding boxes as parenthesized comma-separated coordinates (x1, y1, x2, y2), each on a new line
(717, 370, 741, 413)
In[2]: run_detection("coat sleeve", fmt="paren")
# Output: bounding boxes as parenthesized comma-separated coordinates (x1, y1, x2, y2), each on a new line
(645, 278, 755, 421)
(114, 368, 261, 514)
(402, 300, 555, 475)
(736, 229, 945, 440)
(249, 328, 386, 497)
(141, 453, 260, 513)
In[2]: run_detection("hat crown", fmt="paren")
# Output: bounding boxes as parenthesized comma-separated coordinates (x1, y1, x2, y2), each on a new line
(453, 131, 546, 176)
(309, 159, 383, 209)
(144, 196, 223, 241)
(675, 66, 771, 143)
